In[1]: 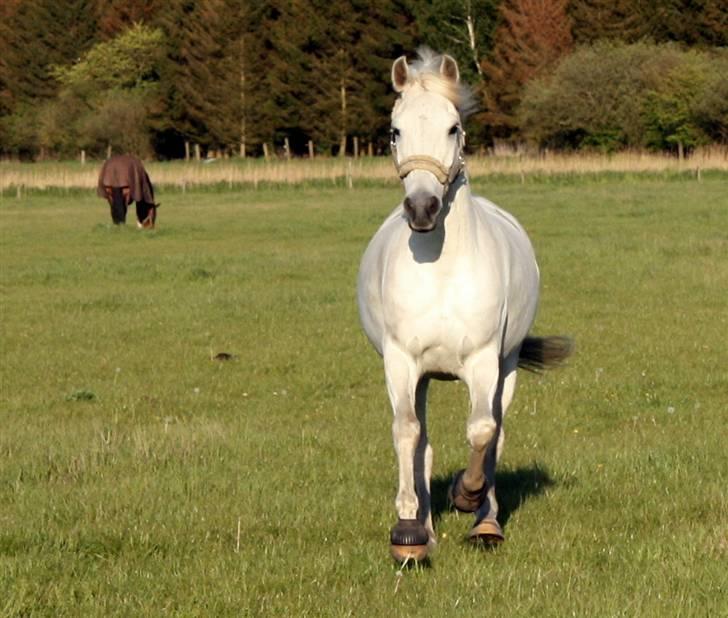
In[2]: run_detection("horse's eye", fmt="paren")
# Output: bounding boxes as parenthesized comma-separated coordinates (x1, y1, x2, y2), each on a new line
(448, 125, 459, 136)
(390, 127, 400, 139)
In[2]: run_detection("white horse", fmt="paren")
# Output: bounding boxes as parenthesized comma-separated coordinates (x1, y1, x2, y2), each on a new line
(357, 50, 572, 562)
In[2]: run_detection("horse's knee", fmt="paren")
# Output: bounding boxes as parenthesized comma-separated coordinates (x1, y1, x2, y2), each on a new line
(393, 413, 420, 446)
(467, 416, 497, 451)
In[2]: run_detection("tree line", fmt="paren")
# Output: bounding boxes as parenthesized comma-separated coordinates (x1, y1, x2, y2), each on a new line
(1, 0, 726, 160)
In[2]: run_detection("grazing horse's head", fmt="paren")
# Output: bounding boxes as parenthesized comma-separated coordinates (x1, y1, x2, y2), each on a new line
(390, 50, 471, 233)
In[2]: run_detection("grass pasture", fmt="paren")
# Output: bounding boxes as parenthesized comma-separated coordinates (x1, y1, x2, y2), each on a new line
(1, 175, 727, 616)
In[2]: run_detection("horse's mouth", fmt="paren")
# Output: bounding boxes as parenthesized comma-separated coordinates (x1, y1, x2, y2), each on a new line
(408, 221, 437, 233)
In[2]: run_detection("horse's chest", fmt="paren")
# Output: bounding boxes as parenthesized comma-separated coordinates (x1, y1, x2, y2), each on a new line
(382, 258, 501, 368)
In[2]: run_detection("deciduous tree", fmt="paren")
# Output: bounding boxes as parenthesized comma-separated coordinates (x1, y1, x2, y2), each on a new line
(481, 0, 573, 138)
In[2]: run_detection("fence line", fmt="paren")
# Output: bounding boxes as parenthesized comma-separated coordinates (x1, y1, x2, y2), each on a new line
(1, 148, 727, 192)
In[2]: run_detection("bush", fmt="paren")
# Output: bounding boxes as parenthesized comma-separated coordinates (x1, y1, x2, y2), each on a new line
(77, 89, 155, 158)
(0, 104, 40, 158)
(0, 24, 164, 159)
(519, 42, 728, 152)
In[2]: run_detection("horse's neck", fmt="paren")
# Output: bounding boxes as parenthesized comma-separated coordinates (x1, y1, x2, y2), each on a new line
(442, 177, 477, 242)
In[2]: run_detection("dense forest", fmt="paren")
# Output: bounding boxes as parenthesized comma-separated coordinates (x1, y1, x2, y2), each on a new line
(1, 0, 726, 160)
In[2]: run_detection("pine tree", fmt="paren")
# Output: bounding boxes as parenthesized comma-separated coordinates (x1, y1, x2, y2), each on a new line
(568, 0, 644, 44)
(245, 0, 417, 156)
(640, 0, 728, 47)
(410, 0, 499, 87)
(569, 0, 728, 47)
(156, 0, 238, 153)
(0, 0, 99, 155)
(0, 0, 98, 106)
(481, 0, 573, 138)
(92, 0, 165, 39)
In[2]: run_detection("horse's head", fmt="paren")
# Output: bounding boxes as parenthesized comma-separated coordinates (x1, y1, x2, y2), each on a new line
(390, 50, 468, 233)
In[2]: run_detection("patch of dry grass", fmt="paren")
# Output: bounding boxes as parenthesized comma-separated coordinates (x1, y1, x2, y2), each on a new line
(2, 147, 727, 193)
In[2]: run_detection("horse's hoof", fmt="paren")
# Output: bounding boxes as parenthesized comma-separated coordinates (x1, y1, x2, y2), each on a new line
(448, 469, 487, 513)
(390, 519, 429, 562)
(468, 519, 505, 547)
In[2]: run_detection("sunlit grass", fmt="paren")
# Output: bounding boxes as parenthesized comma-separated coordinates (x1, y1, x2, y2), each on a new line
(1, 178, 726, 616)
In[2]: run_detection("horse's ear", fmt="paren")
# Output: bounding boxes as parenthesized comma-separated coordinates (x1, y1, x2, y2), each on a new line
(440, 54, 460, 84)
(392, 56, 409, 92)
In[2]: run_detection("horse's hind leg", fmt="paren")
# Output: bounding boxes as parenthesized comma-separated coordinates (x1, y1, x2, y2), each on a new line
(453, 348, 519, 545)
(471, 361, 518, 544)
(384, 342, 430, 561)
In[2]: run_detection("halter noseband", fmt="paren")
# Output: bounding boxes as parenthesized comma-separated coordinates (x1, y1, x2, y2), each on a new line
(391, 127, 466, 189)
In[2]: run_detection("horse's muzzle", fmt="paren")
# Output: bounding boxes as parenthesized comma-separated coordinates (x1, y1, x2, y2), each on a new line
(404, 192, 441, 233)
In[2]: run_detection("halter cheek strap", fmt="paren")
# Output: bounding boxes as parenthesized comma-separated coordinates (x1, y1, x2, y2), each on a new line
(391, 129, 466, 188)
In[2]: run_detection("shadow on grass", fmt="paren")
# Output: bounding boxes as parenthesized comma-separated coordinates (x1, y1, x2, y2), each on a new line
(430, 463, 556, 529)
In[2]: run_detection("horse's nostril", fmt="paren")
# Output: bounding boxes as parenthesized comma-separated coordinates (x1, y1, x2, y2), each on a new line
(427, 197, 440, 217)
(403, 197, 414, 215)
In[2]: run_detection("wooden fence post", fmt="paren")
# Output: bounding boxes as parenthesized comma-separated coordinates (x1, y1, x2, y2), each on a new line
(185, 141, 191, 161)
(80, 150, 86, 165)
(194, 143, 201, 161)
(284, 137, 291, 160)
(262, 143, 270, 161)
(308, 140, 314, 159)
(353, 136, 359, 159)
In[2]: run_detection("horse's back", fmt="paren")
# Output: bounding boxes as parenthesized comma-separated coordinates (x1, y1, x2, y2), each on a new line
(97, 155, 154, 204)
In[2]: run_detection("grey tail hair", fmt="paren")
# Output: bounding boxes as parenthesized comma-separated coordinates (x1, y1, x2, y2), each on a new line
(518, 336, 574, 373)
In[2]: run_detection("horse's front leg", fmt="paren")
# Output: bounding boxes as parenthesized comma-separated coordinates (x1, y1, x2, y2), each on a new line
(384, 341, 431, 562)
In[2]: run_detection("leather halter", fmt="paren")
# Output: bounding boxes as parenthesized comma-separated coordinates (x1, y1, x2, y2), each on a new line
(391, 127, 466, 189)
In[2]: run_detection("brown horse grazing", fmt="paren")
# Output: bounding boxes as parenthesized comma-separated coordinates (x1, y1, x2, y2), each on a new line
(97, 154, 159, 228)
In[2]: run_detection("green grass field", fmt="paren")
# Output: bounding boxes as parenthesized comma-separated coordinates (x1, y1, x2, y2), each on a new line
(1, 175, 727, 616)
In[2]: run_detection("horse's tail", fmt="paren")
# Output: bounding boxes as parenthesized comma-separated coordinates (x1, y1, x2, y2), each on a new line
(518, 336, 574, 373)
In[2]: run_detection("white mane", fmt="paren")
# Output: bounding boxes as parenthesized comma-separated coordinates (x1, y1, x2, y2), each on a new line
(399, 48, 476, 119)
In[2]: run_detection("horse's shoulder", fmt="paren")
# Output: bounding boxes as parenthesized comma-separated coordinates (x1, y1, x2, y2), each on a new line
(471, 194, 527, 236)
(372, 205, 406, 239)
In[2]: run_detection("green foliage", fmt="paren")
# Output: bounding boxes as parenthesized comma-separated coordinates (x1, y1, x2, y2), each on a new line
(410, 0, 499, 86)
(50, 24, 165, 157)
(157, 0, 238, 149)
(0, 0, 99, 156)
(1, 179, 727, 614)
(519, 42, 728, 152)
(569, 0, 728, 47)
(77, 89, 159, 156)
(0, 103, 41, 155)
(644, 49, 728, 151)
(1, 1, 726, 158)
(644, 62, 709, 151)
(693, 53, 728, 144)
(53, 23, 164, 94)
(36, 93, 85, 156)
